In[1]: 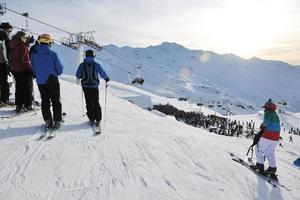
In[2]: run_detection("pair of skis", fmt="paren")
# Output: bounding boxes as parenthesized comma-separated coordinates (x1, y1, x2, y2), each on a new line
(230, 153, 290, 191)
(1, 108, 40, 119)
(38, 113, 66, 140)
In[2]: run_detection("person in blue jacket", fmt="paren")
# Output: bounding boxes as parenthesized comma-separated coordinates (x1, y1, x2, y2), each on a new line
(31, 34, 63, 130)
(76, 49, 109, 128)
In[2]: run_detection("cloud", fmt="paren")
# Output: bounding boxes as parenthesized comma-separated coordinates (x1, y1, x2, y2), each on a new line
(3, 0, 300, 65)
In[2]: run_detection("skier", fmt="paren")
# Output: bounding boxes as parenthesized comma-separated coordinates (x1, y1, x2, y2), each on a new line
(76, 49, 109, 130)
(0, 22, 12, 106)
(9, 31, 34, 112)
(30, 34, 63, 129)
(253, 99, 280, 180)
(289, 136, 293, 143)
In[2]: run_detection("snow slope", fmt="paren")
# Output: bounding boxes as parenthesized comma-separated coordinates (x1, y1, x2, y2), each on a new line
(0, 78, 299, 200)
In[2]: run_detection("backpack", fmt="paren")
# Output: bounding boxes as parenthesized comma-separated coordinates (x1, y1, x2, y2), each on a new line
(81, 62, 99, 86)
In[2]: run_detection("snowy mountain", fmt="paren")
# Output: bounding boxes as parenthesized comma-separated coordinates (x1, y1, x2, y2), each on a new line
(52, 42, 300, 115)
(0, 78, 299, 200)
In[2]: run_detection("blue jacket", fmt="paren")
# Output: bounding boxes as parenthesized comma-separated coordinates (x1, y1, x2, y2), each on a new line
(76, 57, 109, 88)
(31, 44, 63, 84)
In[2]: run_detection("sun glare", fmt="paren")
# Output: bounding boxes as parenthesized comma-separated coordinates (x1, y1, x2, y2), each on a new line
(202, 0, 291, 58)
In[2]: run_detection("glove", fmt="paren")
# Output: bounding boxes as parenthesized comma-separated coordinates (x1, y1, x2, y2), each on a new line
(26, 35, 35, 46)
(105, 78, 110, 83)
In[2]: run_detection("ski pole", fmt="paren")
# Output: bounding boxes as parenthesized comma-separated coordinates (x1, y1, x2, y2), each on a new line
(104, 82, 108, 123)
(32, 80, 37, 114)
(81, 88, 85, 116)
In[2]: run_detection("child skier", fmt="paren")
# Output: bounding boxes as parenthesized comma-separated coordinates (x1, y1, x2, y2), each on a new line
(253, 99, 280, 180)
(76, 50, 109, 130)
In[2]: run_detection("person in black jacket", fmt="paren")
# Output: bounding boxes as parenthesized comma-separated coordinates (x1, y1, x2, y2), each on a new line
(0, 22, 12, 106)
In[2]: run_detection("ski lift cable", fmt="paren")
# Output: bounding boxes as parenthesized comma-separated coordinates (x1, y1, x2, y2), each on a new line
(95, 54, 158, 85)
(10, 25, 61, 43)
(6, 7, 73, 35)
(6, 7, 163, 84)
(102, 48, 164, 82)
(94, 55, 133, 75)
(10, 24, 135, 77)
(97, 50, 137, 72)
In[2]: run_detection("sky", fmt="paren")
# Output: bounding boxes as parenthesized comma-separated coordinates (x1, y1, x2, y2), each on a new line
(1, 0, 300, 65)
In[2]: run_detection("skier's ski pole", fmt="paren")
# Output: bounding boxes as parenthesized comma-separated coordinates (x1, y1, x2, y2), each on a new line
(81, 88, 85, 116)
(104, 82, 108, 123)
(32, 80, 37, 114)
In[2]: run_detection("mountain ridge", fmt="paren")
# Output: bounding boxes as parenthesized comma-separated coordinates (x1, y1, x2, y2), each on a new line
(53, 42, 300, 114)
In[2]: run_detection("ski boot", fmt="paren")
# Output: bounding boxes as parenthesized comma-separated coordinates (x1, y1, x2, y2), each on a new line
(15, 105, 22, 113)
(53, 121, 61, 130)
(45, 120, 53, 130)
(264, 167, 278, 181)
(250, 163, 264, 175)
(89, 120, 95, 126)
(94, 121, 101, 134)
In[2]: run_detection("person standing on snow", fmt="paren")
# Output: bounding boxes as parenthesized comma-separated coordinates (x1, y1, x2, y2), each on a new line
(30, 34, 63, 129)
(76, 49, 109, 128)
(9, 31, 34, 112)
(254, 99, 280, 180)
(0, 22, 13, 106)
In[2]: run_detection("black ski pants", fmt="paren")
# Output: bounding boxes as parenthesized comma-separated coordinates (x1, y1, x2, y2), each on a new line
(0, 63, 9, 102)
(13, 71, 33, 108)
(83, 87, 102, 122)
(38, 75, 62, 122)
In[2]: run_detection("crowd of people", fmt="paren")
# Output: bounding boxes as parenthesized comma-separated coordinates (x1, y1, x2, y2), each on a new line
(0, 22, 109, 130)
(152, 103, 256, 138)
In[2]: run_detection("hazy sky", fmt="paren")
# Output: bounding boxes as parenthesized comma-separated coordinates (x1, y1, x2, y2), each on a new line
(2, 0, 300, 65)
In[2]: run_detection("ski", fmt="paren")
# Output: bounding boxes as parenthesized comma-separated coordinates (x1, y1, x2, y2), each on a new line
(37, 125, 52, 140)
(46, 113, 66, 140)
(1, 108, 40, 119)
(0, 101, 15, 107)
(230, 153, 290, 191)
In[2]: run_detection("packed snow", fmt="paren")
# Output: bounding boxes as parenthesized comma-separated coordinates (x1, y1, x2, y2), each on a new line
(0, 77, 299, 200)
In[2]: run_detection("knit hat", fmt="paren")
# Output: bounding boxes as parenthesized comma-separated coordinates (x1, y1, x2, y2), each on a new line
(85, 49, 95, 58)
(264, 99, 276, 111)
(12, 31, 26, 39)
(0, 22, 12, 30)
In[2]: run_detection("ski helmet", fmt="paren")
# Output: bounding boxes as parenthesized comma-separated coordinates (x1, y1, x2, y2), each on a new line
(264, 99, 276, 111)
(38, 34, 53, 45)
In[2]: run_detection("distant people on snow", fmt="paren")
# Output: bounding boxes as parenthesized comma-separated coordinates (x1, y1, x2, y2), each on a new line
(9, 31, 34, 112)
(0, 22, 12, 106)
(76, 49, 109, 128)
(30, 33, 63, 130)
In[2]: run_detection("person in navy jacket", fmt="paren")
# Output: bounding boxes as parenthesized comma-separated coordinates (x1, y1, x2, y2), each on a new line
(31, 34, 63, 129)
(76, 49, 109, 127)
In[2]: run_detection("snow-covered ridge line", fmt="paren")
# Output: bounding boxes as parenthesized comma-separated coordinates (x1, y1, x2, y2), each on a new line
(53, 42, 300, 115)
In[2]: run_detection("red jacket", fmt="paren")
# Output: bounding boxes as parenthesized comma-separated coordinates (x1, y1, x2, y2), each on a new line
(9, 39, 32, 72)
